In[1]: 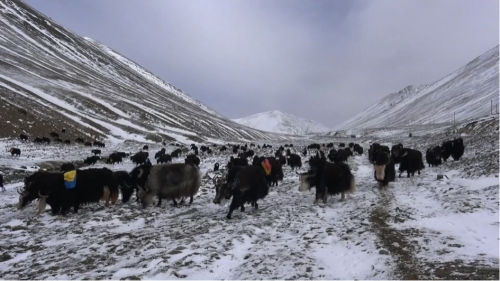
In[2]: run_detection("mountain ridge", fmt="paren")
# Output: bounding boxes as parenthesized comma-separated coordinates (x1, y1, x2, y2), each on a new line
(337, 45, 499, 130)
(0, 0, 293, 143)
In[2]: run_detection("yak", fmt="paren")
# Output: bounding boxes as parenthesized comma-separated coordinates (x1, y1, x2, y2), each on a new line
(287, 154, 302, 170)
(157, 154, 172, 164)
(131, 151, 148, 165)
(20, 134, 28, 142)
(252, 156, 283, 186)
(10, 148, 21, 157)
(373, 150, 396, 189)
(130, 163, 201, 208)
(185, 154, 201, 167)
(426, 146, 442, 167)
(18, 167, 119, 215)
(298, 156, 356, 204)
(0, 174, 4, 192)
(451, 137, 465, 161)
(107, 153, 123, 164)
(91, 149, 101, 156)
(84, 156, 100, 165)
(222, 165, 270, 219)
(398, 148, 425, 178)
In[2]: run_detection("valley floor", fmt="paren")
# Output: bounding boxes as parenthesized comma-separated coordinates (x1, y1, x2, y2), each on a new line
(0, 137, 498, 279)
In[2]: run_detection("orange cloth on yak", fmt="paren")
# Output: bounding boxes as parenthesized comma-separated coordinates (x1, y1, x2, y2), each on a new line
(261, 159, 272, 175)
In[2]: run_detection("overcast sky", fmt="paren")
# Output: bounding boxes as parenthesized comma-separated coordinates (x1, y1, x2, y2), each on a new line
(25, 0, 499, 127)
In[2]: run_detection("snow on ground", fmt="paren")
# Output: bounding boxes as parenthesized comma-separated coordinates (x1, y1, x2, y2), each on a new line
(0, 124, 498, 279)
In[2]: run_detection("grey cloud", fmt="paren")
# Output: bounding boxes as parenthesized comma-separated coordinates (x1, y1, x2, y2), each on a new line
(25, 0, 499, 127)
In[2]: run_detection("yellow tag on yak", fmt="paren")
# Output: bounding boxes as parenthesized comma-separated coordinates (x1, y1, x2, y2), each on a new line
(261, 159, 272, 176)
(64, 170, 76, 182)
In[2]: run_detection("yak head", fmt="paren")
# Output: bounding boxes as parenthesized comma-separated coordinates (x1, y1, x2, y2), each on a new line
(114, 171, 135, 203)
(129, 165, 152, 207)
(17, 173, 50, 211)
(212, 175, 232, 204)
(297, 170, 316, 192)
(373, 151, 391, 181)
(391, 144, 403, 158)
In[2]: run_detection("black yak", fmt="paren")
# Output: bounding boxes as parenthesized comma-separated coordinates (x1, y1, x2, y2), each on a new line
(19, 134, 28, 141)
(353, 144, 363, 155)
(107, 153, 123, 164)
(287, 154, 302, 170)
(185, 154, 201, 167)
(10, 147, 21, 157)
(441, 140, 453, 162)
(18, 168, 119, 215)
(224, 165, 270, 219)
(227, 156, 249, 169)
(451, 137, 465, 161)
(373, 150, 396, 189)
(398, 148, 425, 178)
(50, 132, 59, 138)
(130, 163, 201, 208)
(426, 146, 442, 167)
(84, 156, 100, 165)
(390, 143, 404, 163)
(131, 151, 148, 165)
(157, 154, 172, 164)
(170, 148, 182, 158)
(91, 149, 101, 156)
(0, 174, 4, 192)
(298, 156, 355, 204)
(252, 156, 283, 186)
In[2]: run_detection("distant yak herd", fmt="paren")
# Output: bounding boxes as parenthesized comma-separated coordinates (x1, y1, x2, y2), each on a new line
(11, 135, 465, 220)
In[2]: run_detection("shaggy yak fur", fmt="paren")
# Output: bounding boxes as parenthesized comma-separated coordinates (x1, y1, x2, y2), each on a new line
(298, 156, 356, 204)
(18, 168, 119, 215)
(131, 163, 201, 208)
(287, 154, 302, 170)
(157, 154, 172, 164)
(373, 150, 396, 189)
(224, 165, 270, 219)
(398, 148, 425, 178)
(451, 138, 465, 161)
(10, 148, 21, 157)
(252, 156, 283, 186)
(426, 146, 442, 167)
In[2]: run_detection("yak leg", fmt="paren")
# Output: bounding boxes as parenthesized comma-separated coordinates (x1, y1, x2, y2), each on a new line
(240, 205, 245, 212)
(340, 192, 345, 201)
(418, 170, 421, 175)
(179, 197, 185, 204)
(254, 200, 259, 209)
(157, 198, 163, 207)
(407, 172, 411, 178)
(110, 190, 119, 205)
(102, 186, 111, 207)
(189, 195, 194, 204)
(172, 198, 178, 207)
(399, 172, 402, 178)
(37, 198, 47, 215)
(323, 189, 328, 203)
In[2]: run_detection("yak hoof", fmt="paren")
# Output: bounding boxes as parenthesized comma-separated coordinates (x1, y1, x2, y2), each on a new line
(241, 206, 245, 212)
(226, 215, 232, 219)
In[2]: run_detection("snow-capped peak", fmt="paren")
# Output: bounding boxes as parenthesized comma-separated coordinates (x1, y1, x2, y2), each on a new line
(232, 110, 331, 135)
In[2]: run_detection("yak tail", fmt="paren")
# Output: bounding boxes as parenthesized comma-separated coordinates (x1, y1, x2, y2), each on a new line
(348, 175, 356, 194)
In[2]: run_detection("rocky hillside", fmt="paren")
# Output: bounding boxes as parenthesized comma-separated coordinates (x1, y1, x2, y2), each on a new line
(337, 45, 499, 129)
(0, 0, 293, 144)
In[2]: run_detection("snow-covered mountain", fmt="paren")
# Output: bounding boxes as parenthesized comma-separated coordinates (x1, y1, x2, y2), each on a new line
(232, 110, 331, 135)
(0, 0, 293, 144)
(337, 45, 499, 130)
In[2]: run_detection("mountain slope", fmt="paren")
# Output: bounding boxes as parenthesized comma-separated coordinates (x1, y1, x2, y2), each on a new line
(337, 46, 499, 130)
(0, 0, 292, 143)
(232, 110, 331, 135)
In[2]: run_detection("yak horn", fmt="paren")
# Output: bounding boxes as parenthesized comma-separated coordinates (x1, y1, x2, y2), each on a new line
(38, 190, 49, 198)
